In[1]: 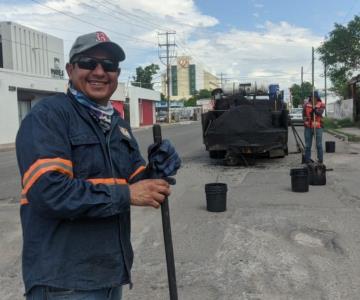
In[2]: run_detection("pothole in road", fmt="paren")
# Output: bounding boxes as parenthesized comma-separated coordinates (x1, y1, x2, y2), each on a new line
(292, 232, 324, 247)
(290, 228, 343, 254)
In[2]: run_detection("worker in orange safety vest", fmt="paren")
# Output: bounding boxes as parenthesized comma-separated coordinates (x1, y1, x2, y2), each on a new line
(303, 91, 326, 163)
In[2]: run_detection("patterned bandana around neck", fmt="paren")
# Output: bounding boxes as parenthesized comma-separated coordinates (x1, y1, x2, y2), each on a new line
(69, 84, 114, 133)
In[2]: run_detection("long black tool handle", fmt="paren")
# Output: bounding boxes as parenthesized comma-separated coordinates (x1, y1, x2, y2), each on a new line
(152, 124, 178, 300)
(291, 122, 305, 151)
(291, 122, 314, 163)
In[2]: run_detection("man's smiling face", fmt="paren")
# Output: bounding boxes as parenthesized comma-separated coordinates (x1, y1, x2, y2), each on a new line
(66, 47, 120, 105)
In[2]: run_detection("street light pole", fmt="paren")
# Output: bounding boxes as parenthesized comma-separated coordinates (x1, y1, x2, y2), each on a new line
(166, 32, 171, 123)
(324, 60, 328, 117)
(158, 31, 176, 124)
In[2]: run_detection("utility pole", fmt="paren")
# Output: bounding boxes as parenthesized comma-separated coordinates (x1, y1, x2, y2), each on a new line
(324, 60, 328, 117)
(300, 66, 304, 104)
(220, 73, 224, 89)
(312, 47, 315, 101)
(217, 73, 230, 89)
(158, 31, 176, 123)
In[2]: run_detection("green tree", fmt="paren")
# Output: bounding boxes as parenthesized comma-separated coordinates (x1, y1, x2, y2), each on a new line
(132, 64, 160, 90)
(290, 82, 313, 108)
(198, 89, 212, 99)
(185, 96, 197, 107)
(317, 16, 360, 97)
(184, 89, 211, 107)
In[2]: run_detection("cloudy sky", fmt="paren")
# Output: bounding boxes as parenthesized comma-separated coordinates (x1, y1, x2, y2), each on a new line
(0, 0, 358, 93)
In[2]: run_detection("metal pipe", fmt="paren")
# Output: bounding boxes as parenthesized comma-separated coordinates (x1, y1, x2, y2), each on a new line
(152, 124, 178, 300)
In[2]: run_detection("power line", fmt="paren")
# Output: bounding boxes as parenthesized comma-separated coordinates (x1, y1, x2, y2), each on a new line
(341, 0, 359, 24)
(30, 0, 157, 46)
(83, 0, 159, 32)
(99, 0, 205, 32)
(27, 0, 330, 89)
(78, 0, 219, 67)
(0, 35, 64, 56)
(100, 0, 174, 32)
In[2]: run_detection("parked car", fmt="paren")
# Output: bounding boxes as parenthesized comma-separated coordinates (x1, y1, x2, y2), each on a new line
(288, 107, 303, 126)
(156, 111, 168, 123)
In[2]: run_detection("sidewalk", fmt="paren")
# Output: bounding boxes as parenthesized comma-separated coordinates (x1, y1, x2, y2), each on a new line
(337, 127, 360, 137)
(0, 143, 15, 152)
(326, 126, 360, 142)
(325, 126, 360, 153)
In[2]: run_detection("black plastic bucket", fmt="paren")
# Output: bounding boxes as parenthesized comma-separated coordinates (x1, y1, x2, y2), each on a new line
(307, 163, 326, 186)
(205, 183, 227, 212)
(290, 167, 309, 192)
(325, 141, 335, 153)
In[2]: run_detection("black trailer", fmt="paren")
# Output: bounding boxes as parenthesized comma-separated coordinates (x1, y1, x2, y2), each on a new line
(201, 86, 289, 165)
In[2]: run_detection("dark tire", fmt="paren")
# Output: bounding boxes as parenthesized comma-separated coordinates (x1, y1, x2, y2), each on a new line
(209, 150, 226, 159)
(225, 155, 239, 166)
(243, 156, 256, 166)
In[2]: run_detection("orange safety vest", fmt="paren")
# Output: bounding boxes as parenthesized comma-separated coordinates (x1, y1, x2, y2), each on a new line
(303, 100, 325, 128)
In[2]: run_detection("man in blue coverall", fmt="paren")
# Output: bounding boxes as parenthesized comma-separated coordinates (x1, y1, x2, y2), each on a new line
(16, 32, 181, 300)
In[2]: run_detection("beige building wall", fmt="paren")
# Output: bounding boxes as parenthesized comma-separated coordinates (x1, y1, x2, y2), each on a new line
(161, 73, 167, 96)
(203, 70, 219, 91)
(164, 56, 219, 101)
(175, 56, 190, 100)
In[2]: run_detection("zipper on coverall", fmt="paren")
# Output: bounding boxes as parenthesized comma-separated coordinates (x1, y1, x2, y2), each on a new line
(106, 123, 133, 289)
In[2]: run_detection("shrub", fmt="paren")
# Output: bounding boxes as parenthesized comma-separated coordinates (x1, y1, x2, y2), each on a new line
(323, 117, 354, 129)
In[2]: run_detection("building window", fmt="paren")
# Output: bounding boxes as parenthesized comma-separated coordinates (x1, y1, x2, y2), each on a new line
(171, 65, 178, 96)
(189, 64, 196, 95)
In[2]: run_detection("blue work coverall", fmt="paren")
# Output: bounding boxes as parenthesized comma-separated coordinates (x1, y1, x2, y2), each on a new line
(16, 92, 148, 296)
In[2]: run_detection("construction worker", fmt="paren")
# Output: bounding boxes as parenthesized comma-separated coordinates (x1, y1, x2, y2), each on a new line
(303, 91, 326, 163)
(16, 32, 181, 300)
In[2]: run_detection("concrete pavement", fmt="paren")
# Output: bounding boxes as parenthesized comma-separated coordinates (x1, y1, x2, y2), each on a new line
(2, 123, 360, 299)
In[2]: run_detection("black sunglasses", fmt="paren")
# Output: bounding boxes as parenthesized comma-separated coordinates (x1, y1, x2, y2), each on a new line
(72, 57, 120, 73)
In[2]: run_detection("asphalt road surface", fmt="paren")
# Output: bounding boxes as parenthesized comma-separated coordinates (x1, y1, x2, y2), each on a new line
(1, 122, 360, 299)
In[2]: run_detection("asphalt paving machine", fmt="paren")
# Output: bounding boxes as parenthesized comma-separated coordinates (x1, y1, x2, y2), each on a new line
(201, 83, 289, 165)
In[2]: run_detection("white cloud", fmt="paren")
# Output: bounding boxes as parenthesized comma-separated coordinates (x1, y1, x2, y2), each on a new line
(0, 1, 326, 90)
(0, 0, 218, 79)
(183, 21, 325, 90)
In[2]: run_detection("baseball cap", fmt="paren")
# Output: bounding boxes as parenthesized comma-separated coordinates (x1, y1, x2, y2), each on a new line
(69, 32, 125, 62)
(309, 91, 320, 98)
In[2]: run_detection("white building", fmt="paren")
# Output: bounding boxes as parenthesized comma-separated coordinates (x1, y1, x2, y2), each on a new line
(111, 83, 159, 129)
(0, 21, 65, 78)
(0, 22, 159, 145)
(0, 69, 67, 145)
